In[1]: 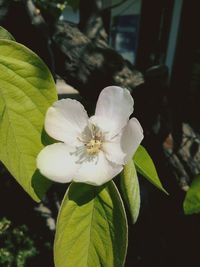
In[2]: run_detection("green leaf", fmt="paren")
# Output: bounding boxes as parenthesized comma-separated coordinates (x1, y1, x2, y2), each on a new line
(54, 181, 128, 267)
(134, 145, 168, 194)
(120, 160, 140, 224)
(184, 175, 200, 215)
(0, 40, 57, 202)
(0, 26, 15, 41)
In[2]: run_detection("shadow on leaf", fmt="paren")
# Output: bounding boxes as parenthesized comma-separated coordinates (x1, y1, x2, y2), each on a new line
(68, 182, 106, 206)
(32, 170, 52, 201)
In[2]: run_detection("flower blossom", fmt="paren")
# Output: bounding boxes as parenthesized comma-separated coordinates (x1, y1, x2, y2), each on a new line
(37, 86, 143, 186)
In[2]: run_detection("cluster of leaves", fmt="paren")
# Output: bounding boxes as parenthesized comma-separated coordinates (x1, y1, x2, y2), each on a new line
(0, 218, 38, 267)
(34, 0, 68, 10)
(0, 25, 166, 266)
(33, 0, 79, 21)
(34, 0, 67, 21)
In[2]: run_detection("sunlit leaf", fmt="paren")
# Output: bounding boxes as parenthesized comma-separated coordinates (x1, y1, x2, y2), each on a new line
(134, 145, 168, 194)
(54, 181, 128, 267)
(0, 40, 57, 202)
(121, 160, 140, 224)
(0, 26, 15, 41)
(184, 175, 200, 215)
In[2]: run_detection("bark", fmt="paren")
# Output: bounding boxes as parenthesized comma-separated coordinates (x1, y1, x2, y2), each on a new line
(52, 0, 143, 101)
(0, 0, 143, 101)
(79, 0, 108, 47)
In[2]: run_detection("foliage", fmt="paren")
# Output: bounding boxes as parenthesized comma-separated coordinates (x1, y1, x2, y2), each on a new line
(54, 182, 127, 267)
(34, 0, 68, 11)
(134, 145, 168, 194)
(0, 27, 166, 267)
(0, 39, 57, 202)
(0, 218, 38, 267)
(120, 160, 140, 224)
(34, 0, 67, 21)
(0, 27, 15, 41)
(33, 0, 79, 21)
(184, 174, 200, 215)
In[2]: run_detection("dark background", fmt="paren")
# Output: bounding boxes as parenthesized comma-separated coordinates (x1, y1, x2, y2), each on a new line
(1, 0, 200, 266)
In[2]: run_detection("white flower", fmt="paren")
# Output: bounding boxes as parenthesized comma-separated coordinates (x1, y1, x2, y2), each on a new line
(37, 86, 143, 186)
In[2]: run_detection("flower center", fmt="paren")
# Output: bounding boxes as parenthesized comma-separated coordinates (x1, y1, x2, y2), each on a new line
(75, 123, 104, 161)
(86, 139, 102, 155)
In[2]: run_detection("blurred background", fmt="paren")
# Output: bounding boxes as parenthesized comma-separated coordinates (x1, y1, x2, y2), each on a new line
(0, 0, 200, 266)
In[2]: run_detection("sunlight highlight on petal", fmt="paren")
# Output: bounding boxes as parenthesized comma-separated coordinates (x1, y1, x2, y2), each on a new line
(37, 143, 78, 183)
(45, 99, 88, 145)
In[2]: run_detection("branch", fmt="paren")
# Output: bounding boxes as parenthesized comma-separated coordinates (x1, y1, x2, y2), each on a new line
(79, 0, 108, 47)
(52, 21, 143, 102)
(24, 0, 55, 74)
(24, 0, 48, 36)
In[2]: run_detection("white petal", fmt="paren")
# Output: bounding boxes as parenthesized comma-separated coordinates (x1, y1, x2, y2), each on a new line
(94, 86, 134, 134)
(45, 99, 89, 145)
(73, 151, 123, 186)
(121, 118, 144, 163)
(37, 143, 79, 183)
(103, 134, 126, 165)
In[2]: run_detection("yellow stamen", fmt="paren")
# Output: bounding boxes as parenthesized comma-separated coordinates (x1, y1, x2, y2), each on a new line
(86, 139, 102, 155)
